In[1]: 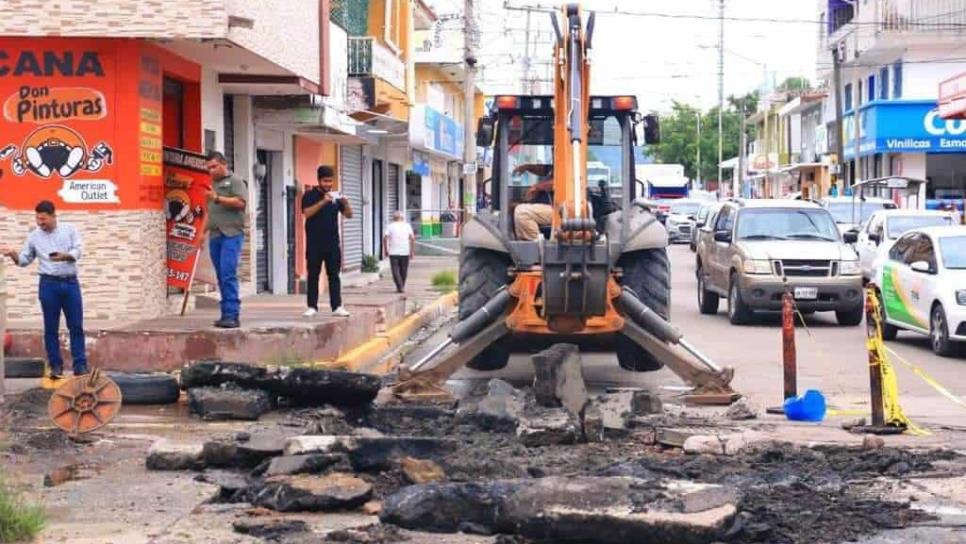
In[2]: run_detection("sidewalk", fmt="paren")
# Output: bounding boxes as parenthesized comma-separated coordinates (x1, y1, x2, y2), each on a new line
(6, 256, 457, 372)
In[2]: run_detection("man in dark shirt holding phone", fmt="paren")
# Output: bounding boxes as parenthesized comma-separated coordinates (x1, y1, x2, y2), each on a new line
(302, 165, 353, 317)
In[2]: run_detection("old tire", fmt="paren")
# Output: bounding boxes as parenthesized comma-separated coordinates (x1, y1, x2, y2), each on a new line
(616, 249, 670, 372)
(107, 372, 180, 405)
(459, 247, 512, 371)
(4, 357, 46, 378)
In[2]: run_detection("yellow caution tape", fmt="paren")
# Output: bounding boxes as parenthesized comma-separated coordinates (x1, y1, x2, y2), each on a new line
(868, 290, 930, 436)
(826, 408, 868, 417)
(885, 346, 966, 410)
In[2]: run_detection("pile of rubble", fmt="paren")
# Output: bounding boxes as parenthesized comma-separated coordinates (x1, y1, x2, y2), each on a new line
(146, 348, 956, 543)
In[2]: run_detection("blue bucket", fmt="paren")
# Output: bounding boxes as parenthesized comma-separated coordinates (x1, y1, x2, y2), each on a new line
(783, 389, 827, 422)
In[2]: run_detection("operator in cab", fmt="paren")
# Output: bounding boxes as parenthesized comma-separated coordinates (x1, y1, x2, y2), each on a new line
(513, 163, 554, 240)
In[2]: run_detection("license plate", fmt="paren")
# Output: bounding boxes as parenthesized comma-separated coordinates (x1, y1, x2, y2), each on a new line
(794, 287, 818, 300)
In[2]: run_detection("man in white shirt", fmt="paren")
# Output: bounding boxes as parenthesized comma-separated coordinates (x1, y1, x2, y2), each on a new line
(2, 200, 86, 379)
(383, 211, 415, 293)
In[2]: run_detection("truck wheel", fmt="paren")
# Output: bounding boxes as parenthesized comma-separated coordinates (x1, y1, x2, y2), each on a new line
(4, 357, 46, 378)
(107, 372, 180, 405)
(836, 306, 864, 326)
(696, 264, 719, 315)
(459, 247, 512, 371)
(616, 249, 670, 372)
(728, 273, 754, 325)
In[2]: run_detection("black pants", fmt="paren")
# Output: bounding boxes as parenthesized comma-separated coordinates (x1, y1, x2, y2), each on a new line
(389, 255, 410, 292)
(307, 249, 342, 311)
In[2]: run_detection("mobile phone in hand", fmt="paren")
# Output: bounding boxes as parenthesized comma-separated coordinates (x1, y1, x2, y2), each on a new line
(328, 191, 341, 200)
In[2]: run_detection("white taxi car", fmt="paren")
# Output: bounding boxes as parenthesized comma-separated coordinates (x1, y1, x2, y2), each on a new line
(871, 226, 966, 357)
(855, 209, 957, 282)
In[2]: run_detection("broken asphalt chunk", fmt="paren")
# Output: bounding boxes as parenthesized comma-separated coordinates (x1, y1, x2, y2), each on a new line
(252, 472, 373, 512)
(531, 343, 588, 416)
(188, 387, 273, 421)
(146, 440, 203, 471)
(381, 476, 738, 543)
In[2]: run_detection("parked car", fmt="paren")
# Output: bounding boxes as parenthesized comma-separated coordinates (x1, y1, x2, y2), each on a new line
(695, 199, 864, 326)
(665, 199, 701, 244)
(855, 209, 957, 282)
(819, 197, 897, 234)
(871, 226, 966, 356)
(690, 201, 722, 252)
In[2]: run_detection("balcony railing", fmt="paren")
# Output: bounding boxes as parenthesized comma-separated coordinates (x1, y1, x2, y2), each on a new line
(348, 36, 406, 91)
(877, 0, 966, 34)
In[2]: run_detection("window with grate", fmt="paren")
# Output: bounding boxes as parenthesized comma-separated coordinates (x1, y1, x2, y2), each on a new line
(331, 0, 370, 36)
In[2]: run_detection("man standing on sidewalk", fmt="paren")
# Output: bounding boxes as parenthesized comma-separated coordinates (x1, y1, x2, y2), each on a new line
(302, 165, 353, 317)
(1, 201, 86, 379)
(383, 211, 415, 293)
(205, 151, 248, 329)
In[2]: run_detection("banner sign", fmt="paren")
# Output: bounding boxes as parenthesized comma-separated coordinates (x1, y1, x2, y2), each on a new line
(844, 100, 966, 158)
(0, 41, 119, 209)
(163, 147, 209, 290)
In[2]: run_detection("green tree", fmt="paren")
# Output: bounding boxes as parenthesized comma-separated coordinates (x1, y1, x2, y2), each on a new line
(647, 93, 758, 183)
(778, 76, 811, 91)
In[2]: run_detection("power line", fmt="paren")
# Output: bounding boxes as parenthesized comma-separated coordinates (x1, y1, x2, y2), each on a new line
(502, 1, 966, 28)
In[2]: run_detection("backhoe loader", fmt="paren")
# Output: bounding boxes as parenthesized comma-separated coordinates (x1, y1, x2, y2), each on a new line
(392, 3, 738, 404)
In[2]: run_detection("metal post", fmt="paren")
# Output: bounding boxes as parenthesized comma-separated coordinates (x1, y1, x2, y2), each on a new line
(781, 289, 797, 400)
(717, 0, 725, 195)
(462, 0, 478, 217)
(696, 111, 702, 189)
(832, 40, 846, 194)
(864, 289, 885, 427)
(737, 102, 746, 198)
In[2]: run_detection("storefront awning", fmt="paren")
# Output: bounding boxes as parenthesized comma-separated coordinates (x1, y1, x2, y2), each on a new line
(779, 162, 824, 173)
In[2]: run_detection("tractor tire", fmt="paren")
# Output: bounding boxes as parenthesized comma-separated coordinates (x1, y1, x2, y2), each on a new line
(616, 249, 670, 372)
(459, 247, 512, 371)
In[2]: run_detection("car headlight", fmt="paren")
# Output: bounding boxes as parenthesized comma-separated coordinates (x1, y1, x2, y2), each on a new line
(956, 290, 966, 306)
(839, 260, 861, 276)
(742, 260, 772, 275)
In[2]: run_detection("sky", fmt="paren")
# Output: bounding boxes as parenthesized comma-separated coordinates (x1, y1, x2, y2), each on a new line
(427, 0, 821, 113)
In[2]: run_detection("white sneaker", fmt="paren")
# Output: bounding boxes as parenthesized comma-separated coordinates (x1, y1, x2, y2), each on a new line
(333, 306, 351, 317)
(302, 308, 318, 317)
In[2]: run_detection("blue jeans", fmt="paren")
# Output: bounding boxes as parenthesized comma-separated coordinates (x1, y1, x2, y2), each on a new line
(38, 276, 87, 374)
(209, 233, 243, 320)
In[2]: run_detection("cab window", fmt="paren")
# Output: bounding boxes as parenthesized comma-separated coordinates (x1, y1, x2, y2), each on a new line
(889, 233, 916, 262)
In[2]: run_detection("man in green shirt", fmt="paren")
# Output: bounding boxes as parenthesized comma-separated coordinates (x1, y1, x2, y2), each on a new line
(205, 151, 248, 328)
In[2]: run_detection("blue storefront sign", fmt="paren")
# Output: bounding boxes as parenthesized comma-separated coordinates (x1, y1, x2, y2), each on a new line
(410, 104, 464, 161)
(843, 100, 966, 159)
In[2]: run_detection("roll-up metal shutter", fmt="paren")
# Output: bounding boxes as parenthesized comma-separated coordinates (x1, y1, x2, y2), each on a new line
(340, 145, 364, 271)
(387, 163, 400, 220)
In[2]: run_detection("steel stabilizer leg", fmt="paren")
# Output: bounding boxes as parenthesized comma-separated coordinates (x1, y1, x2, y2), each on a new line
(390, 320, 511, 402)
(619, 319, 739, 405)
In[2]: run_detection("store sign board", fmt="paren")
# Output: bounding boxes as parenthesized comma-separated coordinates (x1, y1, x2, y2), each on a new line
(163, 147, 210, 290)
(409, 104, 464, 160)
(843, 100, 966, 158)
(0, 40, 120, 210)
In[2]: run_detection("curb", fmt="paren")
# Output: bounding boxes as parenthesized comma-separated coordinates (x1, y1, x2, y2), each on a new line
(316, 291, 458, 374)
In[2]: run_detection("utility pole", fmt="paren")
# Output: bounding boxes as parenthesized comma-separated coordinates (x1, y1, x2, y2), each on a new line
(463, 0, 478, 216)
(832, 40, 846, 194)
(522, 8, 532, 94)
(718, 0, 725, 196)
(738, 101, 746, 198)
(696, 110, 702, 188)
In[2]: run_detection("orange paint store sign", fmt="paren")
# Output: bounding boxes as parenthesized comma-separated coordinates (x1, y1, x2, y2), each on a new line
(0, 43, 120, 209)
